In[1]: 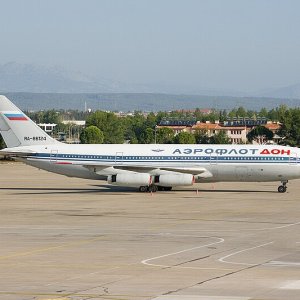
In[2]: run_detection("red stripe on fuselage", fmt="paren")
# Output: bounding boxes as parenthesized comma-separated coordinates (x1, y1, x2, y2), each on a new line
(7, 117, 28, 121)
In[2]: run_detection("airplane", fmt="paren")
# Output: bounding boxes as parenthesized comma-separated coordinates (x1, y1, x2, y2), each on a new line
(0, 95, 299, 193)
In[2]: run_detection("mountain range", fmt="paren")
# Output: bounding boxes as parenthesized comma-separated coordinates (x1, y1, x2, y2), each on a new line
(0, 62, 136, 93)
(1, 62, 300, 111)
(1, 62, 300, 99)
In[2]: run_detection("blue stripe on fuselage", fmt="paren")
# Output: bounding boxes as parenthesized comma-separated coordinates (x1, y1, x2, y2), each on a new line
(30, 152, 296, 164)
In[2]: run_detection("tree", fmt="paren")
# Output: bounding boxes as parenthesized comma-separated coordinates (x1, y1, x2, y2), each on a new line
(236, 107, 247, 118)
(80, 126, 104, 144)
(28, 110, 61, 124)
(210, 130, 231, 144)
(130, 113, 149, 143)
(140, 128, 155, 144)
(219, 109, 228, 122)
(228, 108, 237, 119)
(247, 126, 274, 144)
(43, 110, 60, 124)
(86, 111, 124, 143)
(156, 127, 174, 144)
(258, 108, 268, 118)
(277, 107, 300, 146)
(173, 131, 196, 144)
(194, 129, 210, 144)
(145, 112, 157, 129)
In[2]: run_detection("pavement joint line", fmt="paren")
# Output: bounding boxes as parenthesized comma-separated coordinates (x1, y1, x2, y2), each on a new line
(145, 221, 300, 232)
(0, 291, 151, 298)
(43, 265, 133, 287)
(0, 221, 299, 232)
(0, 262, 142, 268)
(0, 235, 107, 261)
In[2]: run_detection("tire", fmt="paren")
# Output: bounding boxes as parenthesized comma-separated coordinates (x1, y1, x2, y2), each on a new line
(149, 185, 158, 193)
(139, 186, 148, 193)
(278, 185, 286, 193)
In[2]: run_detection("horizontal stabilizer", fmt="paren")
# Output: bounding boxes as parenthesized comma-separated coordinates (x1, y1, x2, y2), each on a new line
(0, 148, 37, 157)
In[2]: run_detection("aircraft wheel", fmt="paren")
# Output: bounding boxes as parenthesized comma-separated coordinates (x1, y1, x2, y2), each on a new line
(278, 185, 287, 193)
(139, 186, 148, 193)
(148, 185, 158, 193)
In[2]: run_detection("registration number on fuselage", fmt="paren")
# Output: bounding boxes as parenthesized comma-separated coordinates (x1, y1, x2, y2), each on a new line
(24, 136, 47, 142)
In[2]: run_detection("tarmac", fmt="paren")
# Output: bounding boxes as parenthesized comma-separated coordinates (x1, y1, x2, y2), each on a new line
(0, 162, 299, 300)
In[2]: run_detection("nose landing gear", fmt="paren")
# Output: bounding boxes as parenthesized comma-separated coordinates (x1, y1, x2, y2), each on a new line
(278, 181, 288, 193)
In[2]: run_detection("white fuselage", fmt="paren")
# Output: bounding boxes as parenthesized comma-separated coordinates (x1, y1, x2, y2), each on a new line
(15, 143, 300, 183)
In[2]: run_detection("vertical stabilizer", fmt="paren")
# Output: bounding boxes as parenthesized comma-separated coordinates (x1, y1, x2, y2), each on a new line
(0, 95, 60, 148)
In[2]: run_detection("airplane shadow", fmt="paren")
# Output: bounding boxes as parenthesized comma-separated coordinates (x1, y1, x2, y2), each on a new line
(0, 186, 278, 195)
(177, 189, 278, 193)
(0, 185, 137, 195)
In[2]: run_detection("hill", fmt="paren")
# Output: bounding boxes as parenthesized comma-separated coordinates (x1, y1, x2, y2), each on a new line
(1, 92, 299, 112)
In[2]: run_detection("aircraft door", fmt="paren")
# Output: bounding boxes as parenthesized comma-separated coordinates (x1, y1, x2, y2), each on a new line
(115, 152, 123, 164)
(289, 152, 298, 165)
(50, 149, 58, 163)
(210, 153, 218, 165)
(209, 154, 219, 178)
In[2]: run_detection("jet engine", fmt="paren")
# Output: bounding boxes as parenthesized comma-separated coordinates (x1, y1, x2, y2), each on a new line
(108, 173, 152, 187)
(156, 174, 194, 186)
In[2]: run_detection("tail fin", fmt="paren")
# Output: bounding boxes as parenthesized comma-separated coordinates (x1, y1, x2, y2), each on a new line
(0, 95, 60, 148)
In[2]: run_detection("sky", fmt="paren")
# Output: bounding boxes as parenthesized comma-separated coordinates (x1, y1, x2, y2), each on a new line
(1, 0, 300, 93)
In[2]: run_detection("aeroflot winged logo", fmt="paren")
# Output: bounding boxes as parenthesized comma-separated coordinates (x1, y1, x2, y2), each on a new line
(151, 149, 165, 152)
(4, 113, 28, 121)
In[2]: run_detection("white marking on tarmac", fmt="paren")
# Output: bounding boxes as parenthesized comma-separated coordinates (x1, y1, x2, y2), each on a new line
(41, 234, 225, 288)
(141, 237, 227, 270)
(218, 241, 274, 266)
(280, 280, 300, 289)
(265, 261, 300, 267)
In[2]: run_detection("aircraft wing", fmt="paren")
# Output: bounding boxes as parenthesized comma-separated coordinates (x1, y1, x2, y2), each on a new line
(113, 165, 212, 177)
(0, 151, 213, 178)
(76, 161, 213, 178)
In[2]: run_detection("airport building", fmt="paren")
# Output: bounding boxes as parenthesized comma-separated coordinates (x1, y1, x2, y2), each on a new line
(157, 118, 281, 144)
(38, 123, 57, 133)
(38, 120, 86, 143)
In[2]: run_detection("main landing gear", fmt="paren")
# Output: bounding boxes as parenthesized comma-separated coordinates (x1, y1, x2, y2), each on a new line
(278, 181, 288, 193)
(138, 185, 172, 193)
(139, 185, 158, 193)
